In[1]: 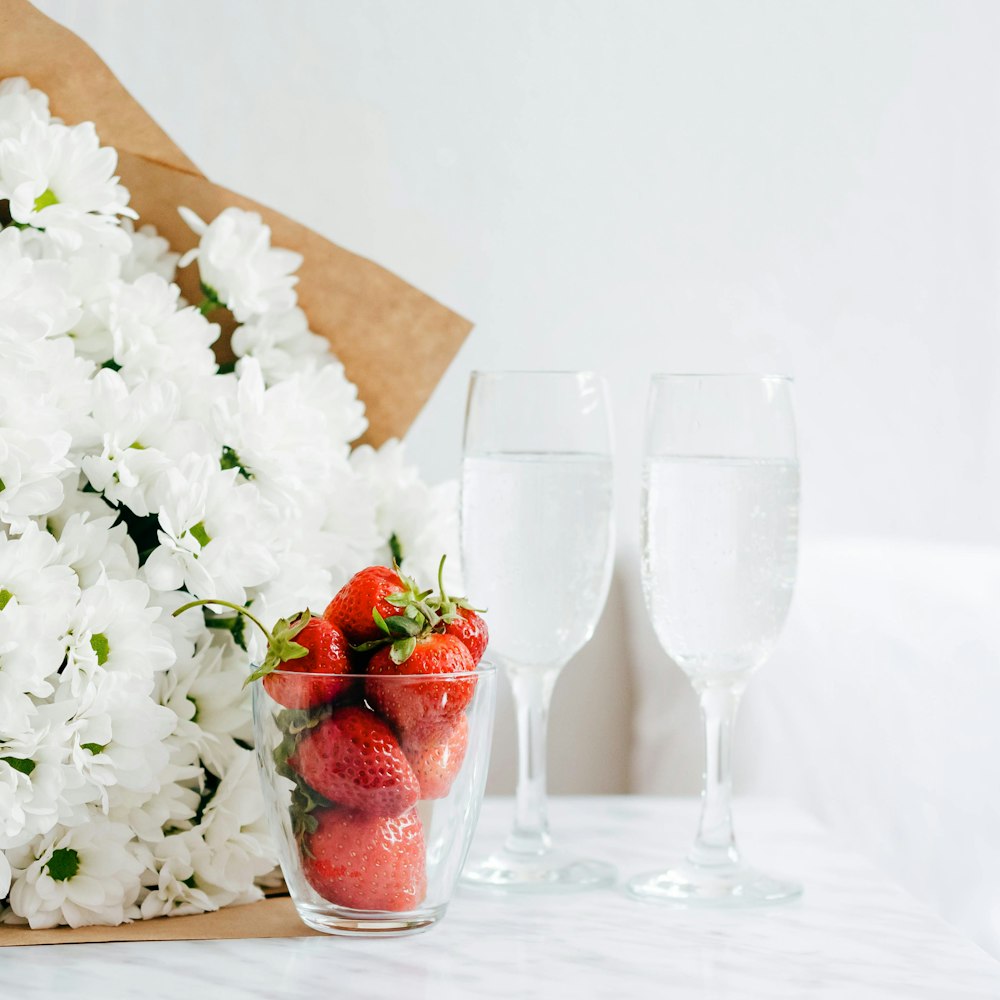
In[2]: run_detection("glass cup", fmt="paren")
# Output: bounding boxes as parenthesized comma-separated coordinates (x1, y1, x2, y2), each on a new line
(253, 665, 496, 936)
(627, 373, 801, 907)
(459, 370, 616, 892)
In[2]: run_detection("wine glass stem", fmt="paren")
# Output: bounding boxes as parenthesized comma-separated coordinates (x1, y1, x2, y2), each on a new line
(689, 680, 746, 869)
(504, 665, 559, 857)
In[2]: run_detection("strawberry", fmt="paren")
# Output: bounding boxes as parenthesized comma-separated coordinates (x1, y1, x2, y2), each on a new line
(172, 600, 354, 710)
(366, 633, 476, 735)
(402, 714, 469, 800)
(323, 565, 406, 644)
(303, 806, 426, 912)
(287, 706, 419, 816)
(443, 607, 488, 665)
(262, 617, 356, 710)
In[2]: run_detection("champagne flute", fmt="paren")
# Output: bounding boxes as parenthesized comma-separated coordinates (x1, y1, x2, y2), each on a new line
(628, 374, 801, 906)
(459, 370, 616, 892)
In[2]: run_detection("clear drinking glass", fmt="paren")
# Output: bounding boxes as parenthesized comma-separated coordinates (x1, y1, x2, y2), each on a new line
(254, 666, 497, 935)
(459, 370, 616, 892)
(627, 374, 801, 906)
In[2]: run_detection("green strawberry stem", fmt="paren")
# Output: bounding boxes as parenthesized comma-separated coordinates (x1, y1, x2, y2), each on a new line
(174, 598, 275, 644)
(173, 598, 311, 686)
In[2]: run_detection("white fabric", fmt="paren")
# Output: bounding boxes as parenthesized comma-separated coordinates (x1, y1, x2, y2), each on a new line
(630, 536, 1000, 958)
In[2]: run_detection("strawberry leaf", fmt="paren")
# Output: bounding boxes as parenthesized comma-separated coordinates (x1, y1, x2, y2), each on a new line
(372, 607, 391, 635)
(384, 614, 421, 638)
(390, 636, 416, 664)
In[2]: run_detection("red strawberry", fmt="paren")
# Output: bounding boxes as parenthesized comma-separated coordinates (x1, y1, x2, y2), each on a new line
(324, 566, 404, 644)
(303, 807, 426, 912)
(444, 608, 488, 664)
(288, 706, 419, 816)
(402, 714, 469, 800)
(262, 617, 356, 710)
(366, 633, 476, 735)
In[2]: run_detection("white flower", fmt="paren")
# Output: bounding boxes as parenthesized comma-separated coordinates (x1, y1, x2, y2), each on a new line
(178, 206, 302, 321)
(231, 307, 331, 382)
(0, 228, 79, 351)
(7, 815, 143, 928)
(351, 439, 462, 589)
(142, 455, 278, 604)
(81, 369, 209, 517)
(53, 669, 175, 805)
(48, 489, 139, 588)
(62, 576, 175, 688)
(0, 119, 135, 253)
(0, 78, 51, 141)
(109, 755, 200, 844)
(157, 639, 251, 774)
(119, 221, 180, 283)
(104, 274, 219, 386)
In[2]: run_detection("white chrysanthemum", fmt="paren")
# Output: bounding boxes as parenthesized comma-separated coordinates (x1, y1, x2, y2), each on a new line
(231, 307, 331, 382)
(157, 640, 251, 774)
(103, 274, 219, 387)
(0, 347, 80, 531)
(0, 78, 51, 141)
(0, 119, 135, 253)
(119, 221, 180, 283)
(0, 523, 80, 684)
(6, 815, 144, 928)
(48, 489, 139, 588)
(52, 669, 175, 806)
(62, 575, 175, 688)
(109, 755, 200, 844)
(0, 228, 79, 351)
(351, 440, 461, 588)
(178, 206, 302, 321)
(81, 369, 211, 518)
(142, 455, 278, 604)
(0, 723, 89, 853)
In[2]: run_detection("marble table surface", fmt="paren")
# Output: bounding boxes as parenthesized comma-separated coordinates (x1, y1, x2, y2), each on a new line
(4, 796, 999, 999)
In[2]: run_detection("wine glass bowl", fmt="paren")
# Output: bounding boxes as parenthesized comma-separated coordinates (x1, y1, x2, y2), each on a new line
(628, 374, 802, 907)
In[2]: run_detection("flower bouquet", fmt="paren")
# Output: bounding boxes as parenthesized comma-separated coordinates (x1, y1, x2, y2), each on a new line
(0, 0, 471, 940)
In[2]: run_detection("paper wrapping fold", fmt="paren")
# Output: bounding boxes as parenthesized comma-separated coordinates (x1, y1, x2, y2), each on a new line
(0, 0, 471, 944)
(0, 0, 471, 447)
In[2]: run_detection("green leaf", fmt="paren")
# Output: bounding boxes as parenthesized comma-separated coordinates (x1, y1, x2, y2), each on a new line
(390, 636, 416, 665)
(46, 847, 79, 882)
(389, 532, 404, 566)
(0, 477, 5, 493)
(384, 615, 421, 638)
(220, 445, 253, 480)
(372, 607, 391, 635)
(350, 637, 390, 654)
(81, 742, 108, 755)
(89, 632, 110, 666)
(2, 756, 35, 775)
(0, 589, 12, 611)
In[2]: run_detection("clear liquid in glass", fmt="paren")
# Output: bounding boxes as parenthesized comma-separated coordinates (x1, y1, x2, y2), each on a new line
(461, 451, 615, 670)
(641, 456, 799, 684)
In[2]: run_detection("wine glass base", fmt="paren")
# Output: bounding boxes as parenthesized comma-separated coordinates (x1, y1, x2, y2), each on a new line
(461, 850, 617, 894)
(626, 861, 801, 908)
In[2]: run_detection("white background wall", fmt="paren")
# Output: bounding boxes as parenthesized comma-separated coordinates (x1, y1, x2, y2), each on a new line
(31, 0, 1000, 796)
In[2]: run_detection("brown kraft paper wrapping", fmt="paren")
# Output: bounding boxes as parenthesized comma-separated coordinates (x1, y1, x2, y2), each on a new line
(0, 0, 472, 943)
